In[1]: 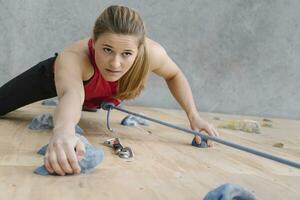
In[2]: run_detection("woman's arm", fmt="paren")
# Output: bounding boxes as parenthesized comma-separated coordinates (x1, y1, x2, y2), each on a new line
(53, 52, 85, 133)
(44, 51, 86, 175)
(147, 39, 219, 142)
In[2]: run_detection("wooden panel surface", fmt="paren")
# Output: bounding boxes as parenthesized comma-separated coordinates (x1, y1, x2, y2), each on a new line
(0, 102, 299, 200)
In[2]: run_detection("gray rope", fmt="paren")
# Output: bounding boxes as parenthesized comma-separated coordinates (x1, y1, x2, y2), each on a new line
(106, 108, 114, 132)
(101, 102, 300, 169)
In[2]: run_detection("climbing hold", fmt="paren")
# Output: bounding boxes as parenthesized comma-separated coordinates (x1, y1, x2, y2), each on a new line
(218, 119, 261, 134)
(121, 114, 149, 126)
(203, 183, 256, 200)
(191, 136, 209, 148)
(273, 143, 284, 148)
(35, 134, 104, 175)
(41, 98, 58, 106)
(28, 113, 84, 134)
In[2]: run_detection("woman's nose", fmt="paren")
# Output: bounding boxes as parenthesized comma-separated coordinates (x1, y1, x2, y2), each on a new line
(109, 55, 121, 69)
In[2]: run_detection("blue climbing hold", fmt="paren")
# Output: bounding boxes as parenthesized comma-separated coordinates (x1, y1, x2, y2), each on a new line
(34, 134, 104, 175)
(191, 136, 209, 148)
(28, 113, 84, 135)
(203, 183, 256, 200)
(121, 114, 149, 126)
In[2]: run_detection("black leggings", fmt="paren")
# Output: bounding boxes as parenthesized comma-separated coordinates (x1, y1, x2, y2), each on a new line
(0, 54, 58, 116)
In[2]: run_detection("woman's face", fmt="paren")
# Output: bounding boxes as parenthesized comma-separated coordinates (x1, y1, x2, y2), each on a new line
(93, 32, 139, 82)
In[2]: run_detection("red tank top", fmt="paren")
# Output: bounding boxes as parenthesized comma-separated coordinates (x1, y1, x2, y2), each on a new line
(83, 39, 121, 109)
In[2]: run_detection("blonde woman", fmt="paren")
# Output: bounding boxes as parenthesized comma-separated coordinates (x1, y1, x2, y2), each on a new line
(0, 5, 219, 175)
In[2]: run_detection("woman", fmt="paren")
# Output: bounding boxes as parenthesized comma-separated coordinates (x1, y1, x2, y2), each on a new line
(0, 5, 219, 175)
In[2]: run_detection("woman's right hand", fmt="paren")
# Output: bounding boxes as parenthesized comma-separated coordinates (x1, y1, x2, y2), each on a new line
(44, 132, 86, 176)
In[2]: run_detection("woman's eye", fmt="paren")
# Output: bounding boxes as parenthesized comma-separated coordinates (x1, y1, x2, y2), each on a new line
(103, 48, 112, 53)
(122, 52, 132, 57)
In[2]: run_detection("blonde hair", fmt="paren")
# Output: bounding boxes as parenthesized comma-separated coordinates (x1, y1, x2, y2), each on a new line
(93, 5, 150, 100)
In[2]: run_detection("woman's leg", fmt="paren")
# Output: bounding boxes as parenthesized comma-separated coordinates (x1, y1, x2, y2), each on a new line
(0, 55, 58, 115)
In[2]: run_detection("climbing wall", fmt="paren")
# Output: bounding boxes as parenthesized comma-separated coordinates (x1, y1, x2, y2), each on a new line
(0, 102, 299, 199)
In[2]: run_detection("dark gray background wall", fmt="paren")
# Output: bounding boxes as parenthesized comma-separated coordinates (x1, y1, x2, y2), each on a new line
(1, 0, 299, 119)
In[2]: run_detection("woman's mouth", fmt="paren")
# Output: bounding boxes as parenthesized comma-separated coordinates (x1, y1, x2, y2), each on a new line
(105, 69, 122, 74)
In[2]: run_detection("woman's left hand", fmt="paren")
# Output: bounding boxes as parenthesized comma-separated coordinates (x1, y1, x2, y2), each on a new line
(188, 114, 219, 146)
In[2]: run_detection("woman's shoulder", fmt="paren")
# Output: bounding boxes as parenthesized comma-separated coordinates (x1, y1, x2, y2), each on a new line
(146, 37, 165, 54)
(146, 37, 169, 72)
(59, 37, 91, 67)
(57, 37, 94, 81)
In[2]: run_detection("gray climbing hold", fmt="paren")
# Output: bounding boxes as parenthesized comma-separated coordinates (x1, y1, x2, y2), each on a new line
(34, 134, 104, 175)
(29, 113, 84, 134)
(121, 115, 138, 126)
(121, 114, 149, 126)
(34, 165, 52, 176)
(203, 183, 256, 200)
(191, 136, 209, 148)
(29, 113, 102, 175)
(41, 98, 58, 106)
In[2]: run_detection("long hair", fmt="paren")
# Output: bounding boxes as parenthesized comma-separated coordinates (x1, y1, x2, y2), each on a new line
(93, 5, 150, 100)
